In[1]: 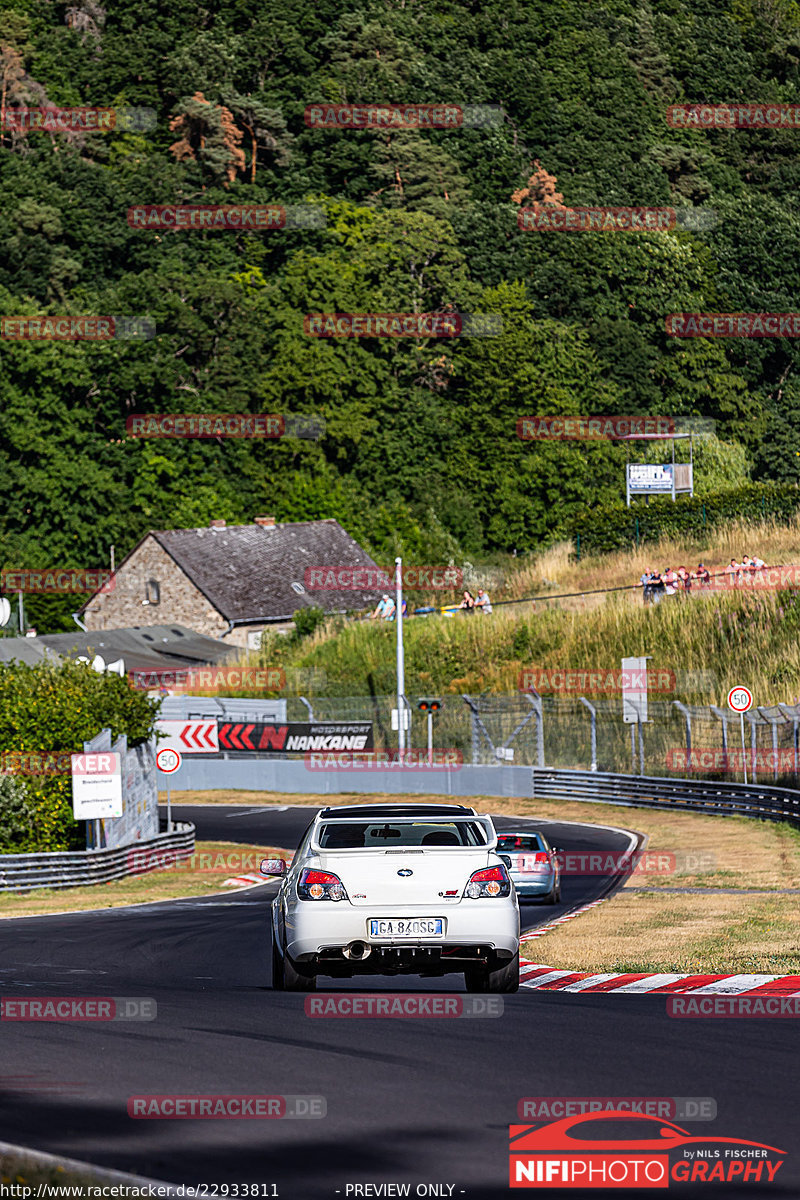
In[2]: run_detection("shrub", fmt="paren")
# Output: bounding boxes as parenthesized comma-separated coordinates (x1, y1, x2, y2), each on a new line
(570, 483, 800, 556)
(0, 660, 159, 852)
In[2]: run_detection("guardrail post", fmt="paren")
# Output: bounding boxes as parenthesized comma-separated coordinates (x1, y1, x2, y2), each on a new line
(579, 696, 597, 771)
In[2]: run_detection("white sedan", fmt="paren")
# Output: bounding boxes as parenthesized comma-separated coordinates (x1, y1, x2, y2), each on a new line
(262, 803, 520, 993)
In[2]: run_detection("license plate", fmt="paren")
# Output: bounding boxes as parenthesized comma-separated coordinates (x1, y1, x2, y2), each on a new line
(369, 918, 444, 938)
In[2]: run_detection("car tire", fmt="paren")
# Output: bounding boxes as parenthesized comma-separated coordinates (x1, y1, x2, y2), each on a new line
(282, 951, 317, 992)
(464, 950, 519, 994)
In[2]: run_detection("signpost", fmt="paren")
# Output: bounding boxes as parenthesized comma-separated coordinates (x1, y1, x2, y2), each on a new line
(156, 746, 181, 832)
(727, 686, 753, 785)
(72, 751, 123, 849)
(622, 656, 649, 774)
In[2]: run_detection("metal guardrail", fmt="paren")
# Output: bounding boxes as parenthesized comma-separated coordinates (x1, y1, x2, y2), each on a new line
(0, 821, 195, 893)
(532, 769, 800, 828)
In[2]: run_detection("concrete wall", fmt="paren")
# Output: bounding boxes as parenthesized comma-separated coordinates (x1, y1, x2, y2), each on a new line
(83, 535, 229, 639)
(164, 756, 534, 800)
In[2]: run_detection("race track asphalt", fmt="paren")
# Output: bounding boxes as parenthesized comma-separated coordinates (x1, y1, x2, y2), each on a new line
(0, 803, 797, 1198)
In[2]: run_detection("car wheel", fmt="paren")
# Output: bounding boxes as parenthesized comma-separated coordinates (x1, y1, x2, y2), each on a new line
(465, 950, 519, 994)
(283, 951, 317, 992)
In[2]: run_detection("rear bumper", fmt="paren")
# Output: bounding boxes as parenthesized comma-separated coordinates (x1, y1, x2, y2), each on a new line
(284, 899, 520, 962)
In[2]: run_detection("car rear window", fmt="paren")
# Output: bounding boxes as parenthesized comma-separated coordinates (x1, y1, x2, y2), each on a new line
(496, 833, 547, 852)
(317, 821, 489, 849)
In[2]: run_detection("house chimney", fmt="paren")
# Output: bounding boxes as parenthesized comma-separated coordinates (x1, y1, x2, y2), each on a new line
(210, 519, 226, 528)
(254, 516, 276, 527)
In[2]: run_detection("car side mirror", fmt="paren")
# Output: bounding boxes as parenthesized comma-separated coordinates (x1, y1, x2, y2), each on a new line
(260, 858, 286, 876)
(498, 854, 512, 869)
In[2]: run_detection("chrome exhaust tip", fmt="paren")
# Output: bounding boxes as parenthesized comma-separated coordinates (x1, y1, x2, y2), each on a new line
(343, 940, 371, 960)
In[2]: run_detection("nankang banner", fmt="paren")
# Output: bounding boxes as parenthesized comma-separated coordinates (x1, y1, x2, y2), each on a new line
(217, 721, 374, 753)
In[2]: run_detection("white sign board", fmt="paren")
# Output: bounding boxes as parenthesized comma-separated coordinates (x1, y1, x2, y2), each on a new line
(622, 655, 648, 724)
(627, 463, 673, 493)
(156, 747, 182, 774)
(71, 751, 123, 819)
(155, 719, 219, 754)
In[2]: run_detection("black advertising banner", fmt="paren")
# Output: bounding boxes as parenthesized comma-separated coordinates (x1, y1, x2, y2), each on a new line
(217, 721, 374, 752)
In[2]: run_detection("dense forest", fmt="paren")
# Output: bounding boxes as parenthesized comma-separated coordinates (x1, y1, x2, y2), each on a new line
(3, 0, 800, 620)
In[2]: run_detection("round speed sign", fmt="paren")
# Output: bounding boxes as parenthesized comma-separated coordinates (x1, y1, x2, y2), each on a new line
(156, 747, 182, 774)
(727, 686, 753, 713)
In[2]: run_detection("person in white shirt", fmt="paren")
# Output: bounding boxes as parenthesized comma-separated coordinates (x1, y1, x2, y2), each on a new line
(475, 589, 492, 614)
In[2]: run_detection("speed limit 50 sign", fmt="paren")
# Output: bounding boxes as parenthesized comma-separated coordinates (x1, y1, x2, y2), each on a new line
(727, 686, 753, 713)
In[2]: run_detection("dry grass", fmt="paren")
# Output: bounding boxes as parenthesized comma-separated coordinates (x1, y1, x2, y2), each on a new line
(0, 840, 291, 918)
(507, 516, 800, 603)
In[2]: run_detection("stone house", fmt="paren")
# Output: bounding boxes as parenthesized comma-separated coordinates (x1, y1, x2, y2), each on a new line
(80, 517, 384, 648)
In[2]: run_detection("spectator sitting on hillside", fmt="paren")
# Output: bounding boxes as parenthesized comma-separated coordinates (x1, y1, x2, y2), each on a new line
(747, 552, 766, 574)
(640, 569, 651, 604)
(676, 565, 691, 593)
(662, 566, 677, 595)
(371, 594, 393, 620)
(693, 562, 711, 587)
(475, 588, 492, 614)
(649, 569, 665, 603)
(459, 589, 476, 613)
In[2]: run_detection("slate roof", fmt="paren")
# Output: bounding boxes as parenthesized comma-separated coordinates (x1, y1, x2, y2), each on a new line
(151, 519, 384, 623)
(38, 624, 235, 674)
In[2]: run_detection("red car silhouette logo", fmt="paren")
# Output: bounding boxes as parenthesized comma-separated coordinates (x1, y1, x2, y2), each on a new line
(511, 1110, 784, 1153)
(510, 1111, 785, 1189)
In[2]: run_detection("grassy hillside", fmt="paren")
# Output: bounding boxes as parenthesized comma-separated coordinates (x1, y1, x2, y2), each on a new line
(222, 514, 800, 707)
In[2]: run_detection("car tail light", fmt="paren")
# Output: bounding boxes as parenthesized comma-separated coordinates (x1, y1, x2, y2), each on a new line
(298, 868, 349, 902)
(463, 864, 511, 899)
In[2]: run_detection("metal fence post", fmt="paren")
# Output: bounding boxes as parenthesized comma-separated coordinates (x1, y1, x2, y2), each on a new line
(579, 696, 597, 771)
(525, 689, 545, 768)
(710, 706, 729, 773)
(746, 712, 758, 782)
(673, 702, 692, 776)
